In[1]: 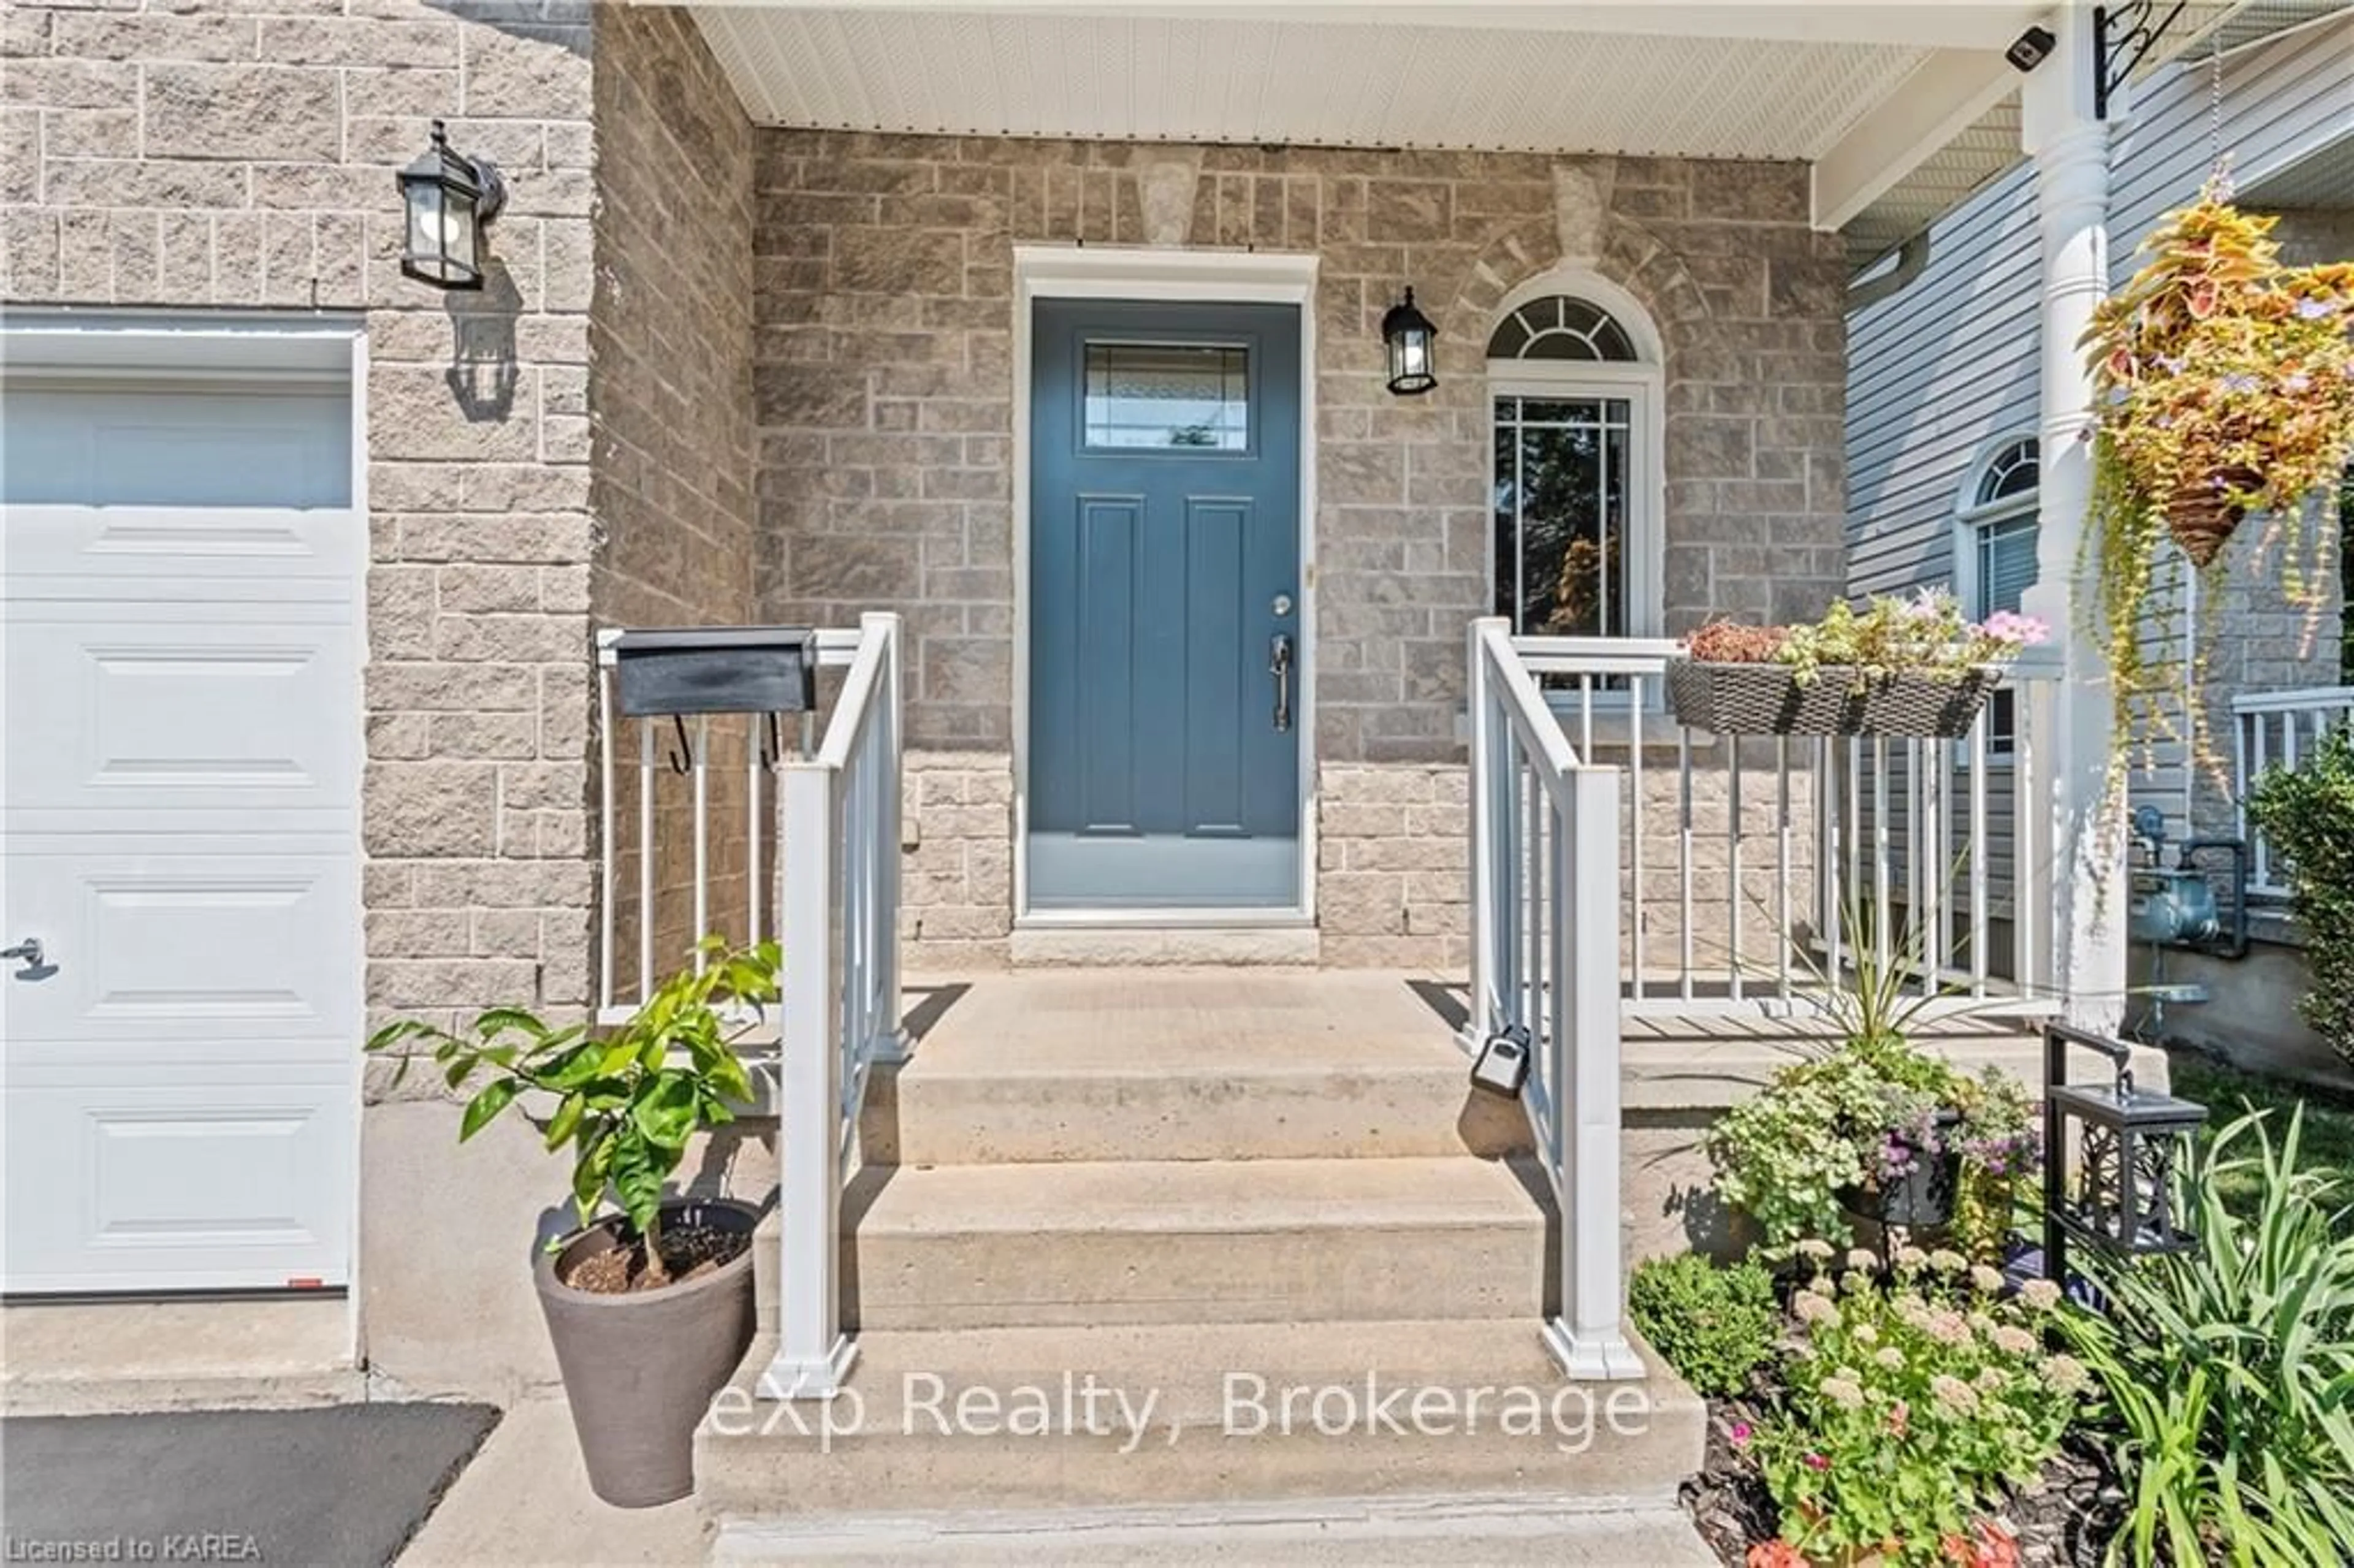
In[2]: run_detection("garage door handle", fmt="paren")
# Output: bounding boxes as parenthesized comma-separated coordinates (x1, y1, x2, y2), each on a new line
(3, 937, 44, 970)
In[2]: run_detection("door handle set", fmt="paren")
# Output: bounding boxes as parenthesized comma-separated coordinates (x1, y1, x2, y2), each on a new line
(3, 936, 45, 971)
(1269, 634, 1294, 734)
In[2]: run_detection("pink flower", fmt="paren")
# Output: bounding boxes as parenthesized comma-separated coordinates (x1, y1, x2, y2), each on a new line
(1803, 1452, 1831, 1472)
(1728, 1420, 1753, 1448)
(1979, 610, 2049, 647)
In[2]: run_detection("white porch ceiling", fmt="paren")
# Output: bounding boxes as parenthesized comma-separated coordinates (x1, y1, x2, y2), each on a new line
(680, 1, 2335, 260)
(687, 4, 1996, 164)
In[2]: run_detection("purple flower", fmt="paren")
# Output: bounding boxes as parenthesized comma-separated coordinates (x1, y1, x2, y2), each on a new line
(2296, 297, 2334, 320)
(2220, 372, 2261, 394)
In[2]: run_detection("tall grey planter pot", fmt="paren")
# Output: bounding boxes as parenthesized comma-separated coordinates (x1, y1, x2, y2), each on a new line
(532, 1197, 760, 1508)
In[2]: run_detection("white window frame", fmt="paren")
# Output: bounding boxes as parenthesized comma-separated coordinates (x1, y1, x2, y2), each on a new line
(1485, 274, 1666, 675)
(1952, 433, 2040, 764)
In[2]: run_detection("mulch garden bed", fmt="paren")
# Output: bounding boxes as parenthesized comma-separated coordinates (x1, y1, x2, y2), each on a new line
(1683, 1398, 2126, 1567)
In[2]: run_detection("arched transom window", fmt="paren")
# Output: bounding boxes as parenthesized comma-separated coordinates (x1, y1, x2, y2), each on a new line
(1488, 291, 1661, 643)
(1957, 435, 2041, 756)
(1975, 438, 2040, 507)
(1487, 295, 1640, 363)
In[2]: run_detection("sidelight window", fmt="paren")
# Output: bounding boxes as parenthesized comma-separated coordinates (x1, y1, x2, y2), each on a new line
(1487, 291, 1659, 642)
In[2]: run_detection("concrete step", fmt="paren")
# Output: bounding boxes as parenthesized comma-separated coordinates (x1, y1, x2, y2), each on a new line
(872, 970, 1523, 1164)
(696, 1319, 1704, 1524)
(712, 1497, 1716, 1564)
(812, 1155, 1551, 1331)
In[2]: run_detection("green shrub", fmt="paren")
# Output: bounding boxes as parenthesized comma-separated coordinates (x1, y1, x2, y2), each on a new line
(1628, 1252, 1777, 1398)
(2062, 1109, 2354, 1567)
(2249, 723, 2354, 1068)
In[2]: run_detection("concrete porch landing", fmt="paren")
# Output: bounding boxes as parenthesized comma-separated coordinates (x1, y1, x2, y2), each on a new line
(864, 967, 1522, 1165)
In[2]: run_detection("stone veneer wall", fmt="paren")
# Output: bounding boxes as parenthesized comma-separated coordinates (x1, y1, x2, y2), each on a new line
(1, 0, 768, 1399)
(750, 135, 1849, 965)
(4, 0, 607, 1024)
(586, 4, 760, 984)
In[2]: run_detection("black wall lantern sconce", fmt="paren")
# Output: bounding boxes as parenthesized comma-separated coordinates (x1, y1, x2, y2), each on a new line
(398, 120, 506, 290)
(2042, 1021, 2207, 1284)
(1381, 287, 1438, 396)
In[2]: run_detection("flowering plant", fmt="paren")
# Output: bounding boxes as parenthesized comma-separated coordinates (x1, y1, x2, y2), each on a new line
(1754, 1249, 2084, 1566)
(2084, 183, 2354, 769)
(1684, 590, 2047, 693)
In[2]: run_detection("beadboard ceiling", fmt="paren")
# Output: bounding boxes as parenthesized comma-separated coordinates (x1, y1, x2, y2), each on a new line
(688, 4, 1959, 163)
(679, 1, 2336, 257)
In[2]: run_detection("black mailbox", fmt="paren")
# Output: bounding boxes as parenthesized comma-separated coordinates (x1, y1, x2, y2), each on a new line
(609, 627, 818, 717)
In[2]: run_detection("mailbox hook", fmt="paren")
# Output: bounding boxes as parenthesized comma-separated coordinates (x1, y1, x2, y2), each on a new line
(666, 715, 695, 775)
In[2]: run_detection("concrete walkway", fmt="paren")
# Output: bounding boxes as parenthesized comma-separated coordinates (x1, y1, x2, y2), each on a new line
(398, 1398, 708, 1565)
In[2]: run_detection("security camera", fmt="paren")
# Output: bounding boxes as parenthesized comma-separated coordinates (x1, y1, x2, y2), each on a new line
(2007, 25, 2056, 72)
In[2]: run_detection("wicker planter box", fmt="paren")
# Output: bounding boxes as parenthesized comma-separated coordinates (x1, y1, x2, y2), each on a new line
(1666, 660, 2000, 738)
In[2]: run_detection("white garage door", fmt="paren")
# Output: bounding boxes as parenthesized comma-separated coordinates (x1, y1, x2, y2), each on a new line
(2, 346, 363, 1294)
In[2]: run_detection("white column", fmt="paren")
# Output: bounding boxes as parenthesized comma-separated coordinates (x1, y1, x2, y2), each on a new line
(2018, 7, 2127, 1033)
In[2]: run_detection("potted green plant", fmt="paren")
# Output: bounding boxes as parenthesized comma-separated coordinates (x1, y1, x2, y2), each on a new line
(1707, 899, 2040, 1258)
(2084, 183, 2354, 755)
(367, 937, 776, 1508)
(1669, 590, 2046, 738)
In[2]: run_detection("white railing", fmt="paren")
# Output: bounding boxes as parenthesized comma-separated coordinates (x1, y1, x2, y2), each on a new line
(1506, 634, 2063, 1015)
(593, 626, 858, 1027)
(764, 611, 904, 1401)
(1467, 618, 1640, 1382)
(2234, 685, 2354, 897)
(592, 614, 903, 1402)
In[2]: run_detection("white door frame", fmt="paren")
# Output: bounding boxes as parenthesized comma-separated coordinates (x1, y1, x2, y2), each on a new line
(1009, 246, 1321, 928)
(0, 309, 366, 1357)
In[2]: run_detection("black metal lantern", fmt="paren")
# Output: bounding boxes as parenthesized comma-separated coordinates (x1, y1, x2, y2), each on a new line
(1381, 287, 1438, 395)
(2043, 1022, 2207, 1281)
(397, 120, 505, 289)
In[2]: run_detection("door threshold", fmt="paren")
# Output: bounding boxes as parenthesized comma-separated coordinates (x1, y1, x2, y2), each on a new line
(1010, 919, 1321, 968)
(1015, 908, 1314, 930)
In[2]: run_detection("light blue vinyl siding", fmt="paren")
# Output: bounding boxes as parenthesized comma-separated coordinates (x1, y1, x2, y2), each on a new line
(1845, 18, 2354, 835)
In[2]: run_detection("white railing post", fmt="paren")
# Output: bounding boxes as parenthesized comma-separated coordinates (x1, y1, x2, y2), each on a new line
(869, 612, 908, 1063)
(1545, 761, 1641, 1382)
(1468, 617, 1506, 1040)
(761, 756, 856, 1402)
(2015, 670, 2059, 1002)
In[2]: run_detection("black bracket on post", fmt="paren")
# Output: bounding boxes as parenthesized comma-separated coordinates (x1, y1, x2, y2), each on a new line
(2094, 0, 2190, 121)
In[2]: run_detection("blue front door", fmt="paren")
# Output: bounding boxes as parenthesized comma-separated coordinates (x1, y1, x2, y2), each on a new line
(1028, 300, 1302, 909)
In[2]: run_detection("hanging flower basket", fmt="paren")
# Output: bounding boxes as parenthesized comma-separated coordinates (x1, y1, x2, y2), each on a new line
(1669, 661, 1999, 739)
(2083, 182, 2354, 753)
(2163, 466, 2261, 569)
